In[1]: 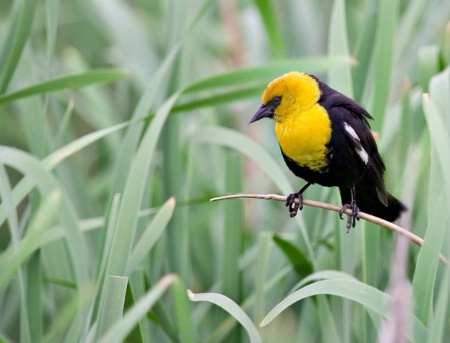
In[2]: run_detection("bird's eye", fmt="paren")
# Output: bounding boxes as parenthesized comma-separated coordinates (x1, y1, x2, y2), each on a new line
(271, 96, 282, 107)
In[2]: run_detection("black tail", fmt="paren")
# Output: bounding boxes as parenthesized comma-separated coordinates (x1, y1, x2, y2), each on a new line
(339, 179, 406, 222)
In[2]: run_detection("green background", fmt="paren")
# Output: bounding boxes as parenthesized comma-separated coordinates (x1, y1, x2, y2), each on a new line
(0, 0, 449, 342)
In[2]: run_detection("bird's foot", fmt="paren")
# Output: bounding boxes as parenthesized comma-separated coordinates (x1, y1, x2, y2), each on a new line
(339, 203, 360, 232)
(286, 192, 304, 218)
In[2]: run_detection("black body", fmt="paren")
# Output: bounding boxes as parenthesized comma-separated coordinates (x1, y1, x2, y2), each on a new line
(281, 77, 406, 222)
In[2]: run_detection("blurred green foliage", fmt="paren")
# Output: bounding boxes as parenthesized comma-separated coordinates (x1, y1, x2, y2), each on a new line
(0, 0, 449, 342)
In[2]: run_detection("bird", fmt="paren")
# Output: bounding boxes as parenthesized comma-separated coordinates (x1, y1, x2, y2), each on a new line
(249, 71, 406, 229)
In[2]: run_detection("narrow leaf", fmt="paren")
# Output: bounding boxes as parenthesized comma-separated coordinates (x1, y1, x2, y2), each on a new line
(0, 69, 129, 104)
(253, 0, 284, 58)
(97, 276, 129, 340)
(106, 93, 179, 276)
(261, 279, 427, 343)
(172, 279, 196, 342)
(189, 290, 262, 343)
(0, 0, 38, 93)
(272, 235, 313, 279)
(98, 275, 176, 343)
(126, 197, 176, 275)
(184, 56, 352, 93)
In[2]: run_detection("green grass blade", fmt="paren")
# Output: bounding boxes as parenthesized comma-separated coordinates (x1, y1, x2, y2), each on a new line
(261, 279, 427, 343)
(352, 2, 377, 102)
(98, 275, 177, 343)
(272, 234, 313, 279)
(173, 85, 263, 113)
(88, 194, 122, 341)
(106, 41, 181, 199)
(123, 276, 145, 342)
(26, 252, 42, 342)
(0, 69, 129, 104)
(370, 0, 399, 124)
(254, 233, 271, 323)
(424, 71, 450, 194)
(396, 0, 429, 60)
(327, 0, 353, 97)
(0, 147, 89, 284)
(0, 190, 61, 288)
(222, 153, 243, 304)
(126, 197, 176, 275)
(54, 100, 75, 148)
(189, 290, 262, 343)
(171, 278, 196, 342)
(97, 276, 129, 340)
(106, 93, 179, 277)
(143, 284, 180, 342)
(413, 88, 450, 325)
(0, 0, 38, 93)
(429, 68, 450, 129)
(184, 56, 352, 93)
(290, 270, 358, 292)
(317, 296, 343, 343)
(253, 0, 284, 59)
(45, 0, 60, 74)
(0, 147, 90, 338)
(0, 163, 19, 248)
(43, 285, 95, 343)
(426, 268, 450, 343)
(0, 121, 130, 227)
(0, 163, 30, 343)
(418, 45, 440, 91)
(124, 278, 143, 343)
(44, 121, 131, 170)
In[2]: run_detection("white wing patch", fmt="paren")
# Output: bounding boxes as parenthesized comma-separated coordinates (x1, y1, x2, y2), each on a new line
(344, 122, 360, 141)
(357, 146, 369, 164)
(344, 122, 369, 165)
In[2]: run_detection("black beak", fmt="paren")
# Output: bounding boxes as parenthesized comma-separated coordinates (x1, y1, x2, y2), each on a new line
(249, 104, 273, 124)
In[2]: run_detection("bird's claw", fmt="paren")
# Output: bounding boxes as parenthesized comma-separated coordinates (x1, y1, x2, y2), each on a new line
(339, 203, 360, 232)
(286, 192, 304, 218)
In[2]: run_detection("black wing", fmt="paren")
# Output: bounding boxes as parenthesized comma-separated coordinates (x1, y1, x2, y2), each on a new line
(319, 88, 388, 205)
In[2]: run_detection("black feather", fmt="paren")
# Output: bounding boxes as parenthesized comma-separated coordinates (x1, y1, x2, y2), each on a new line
(283, 75, 406, 222)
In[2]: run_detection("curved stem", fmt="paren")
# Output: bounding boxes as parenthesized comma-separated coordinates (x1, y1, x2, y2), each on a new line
(210, 193, 449, 266)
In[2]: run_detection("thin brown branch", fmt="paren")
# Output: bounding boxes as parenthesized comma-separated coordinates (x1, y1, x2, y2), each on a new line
(211, 193, 449, 266)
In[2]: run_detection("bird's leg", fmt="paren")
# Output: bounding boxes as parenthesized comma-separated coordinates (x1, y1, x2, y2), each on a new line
(286, 182, 312, 218)
(339, 185, 360, 231)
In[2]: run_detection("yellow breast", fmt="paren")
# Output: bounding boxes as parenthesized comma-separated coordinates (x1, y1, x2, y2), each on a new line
(275, 104, 332, 171)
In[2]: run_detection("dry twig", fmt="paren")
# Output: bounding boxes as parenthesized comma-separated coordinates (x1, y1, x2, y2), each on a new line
(210, 193, 449, 266)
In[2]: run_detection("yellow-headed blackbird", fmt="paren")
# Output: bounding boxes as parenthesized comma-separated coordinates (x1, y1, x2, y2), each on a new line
(249, 71, 406, 229)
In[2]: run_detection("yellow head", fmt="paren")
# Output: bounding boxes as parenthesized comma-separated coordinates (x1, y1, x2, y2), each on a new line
(249, 72, 332, 171)
(249, 72, 321, 124)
